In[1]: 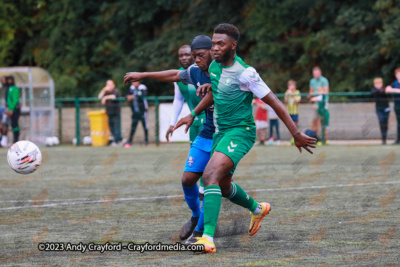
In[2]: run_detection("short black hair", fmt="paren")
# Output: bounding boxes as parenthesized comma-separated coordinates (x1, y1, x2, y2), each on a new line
(214, 23, 240, 42)
(6, 75, 15, 85)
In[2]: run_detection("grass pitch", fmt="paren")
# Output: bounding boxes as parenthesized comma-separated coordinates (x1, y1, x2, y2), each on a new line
(0, 143, 399, 266)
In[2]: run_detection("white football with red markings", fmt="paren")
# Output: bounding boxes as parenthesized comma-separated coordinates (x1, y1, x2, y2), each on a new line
(7, 141, 42, 174)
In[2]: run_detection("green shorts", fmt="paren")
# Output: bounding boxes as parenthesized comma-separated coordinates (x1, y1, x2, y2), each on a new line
(320, 110, 330, 127)
(189, 113, 206, 143)
(211, 126, 256, 174)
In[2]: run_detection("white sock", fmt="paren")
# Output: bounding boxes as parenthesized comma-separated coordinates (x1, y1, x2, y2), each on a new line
(252, 203, 263, 215)
(1, 135, 7, 147)
(199, 186, 205, 194)
(203, 234, 213, 243)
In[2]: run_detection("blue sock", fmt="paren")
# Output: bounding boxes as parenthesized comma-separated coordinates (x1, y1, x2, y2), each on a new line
(194, 206, 204, 232)
(182, 184, 201, 218)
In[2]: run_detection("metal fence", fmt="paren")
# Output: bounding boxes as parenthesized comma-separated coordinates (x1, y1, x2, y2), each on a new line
(52, 91, 399, 145)
(55, 96, 173, 146)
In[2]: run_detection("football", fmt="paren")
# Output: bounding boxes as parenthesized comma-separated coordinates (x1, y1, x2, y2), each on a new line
(45, 137, 54, 146)
(82, 136, 92, 145)
(45, 136, 60, 146)
(7, 141, 42, 174)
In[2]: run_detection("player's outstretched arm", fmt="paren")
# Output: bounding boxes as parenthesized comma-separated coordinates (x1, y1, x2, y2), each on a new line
(261, 92, 317, 154)
(124, 70, 181, 86)
(173, 91, 214, 133)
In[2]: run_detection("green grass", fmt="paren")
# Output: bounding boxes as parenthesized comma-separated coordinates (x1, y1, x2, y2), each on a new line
(0, 144, 399, 266)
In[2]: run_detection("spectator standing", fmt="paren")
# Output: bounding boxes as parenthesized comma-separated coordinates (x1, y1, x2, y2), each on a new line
(0, 107, 6, 147)
(125, 81, 149, 147)
(0, 76, 8, 147)
(1, 76, 8, 106)
(309, 66, 329, 135)
(310, 87, 329, 145)
(285, 80, 301, 144)
(5, 76, 20, 143)
(253, 98, 268, 145)
(371, 77, 390, 144)
(385, 68, 400, 144)
(98, 80, 122, 145)
(266, 104, 280, 145)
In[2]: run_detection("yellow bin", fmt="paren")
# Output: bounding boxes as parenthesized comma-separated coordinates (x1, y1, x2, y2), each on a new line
(87, 110, 111, 146)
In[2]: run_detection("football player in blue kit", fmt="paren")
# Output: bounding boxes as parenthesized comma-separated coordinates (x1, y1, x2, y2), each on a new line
(124, 35, 215, 243)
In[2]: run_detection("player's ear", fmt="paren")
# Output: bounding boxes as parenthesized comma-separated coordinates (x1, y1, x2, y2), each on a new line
(231, 41, 237, 51)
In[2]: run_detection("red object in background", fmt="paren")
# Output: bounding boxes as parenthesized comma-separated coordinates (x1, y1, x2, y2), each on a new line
(255, 98, 267, 121)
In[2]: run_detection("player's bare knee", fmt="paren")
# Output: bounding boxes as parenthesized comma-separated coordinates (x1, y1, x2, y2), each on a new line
(202, 171, 220, 187)
(204, 178, 218, 187)
(181, 172, 200, 187)
(202, 174, 211, 187)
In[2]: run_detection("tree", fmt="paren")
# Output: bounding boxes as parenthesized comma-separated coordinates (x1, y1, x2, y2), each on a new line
(1, 0, 400, 96)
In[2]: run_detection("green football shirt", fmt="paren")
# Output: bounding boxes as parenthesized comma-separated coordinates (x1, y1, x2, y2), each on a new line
(7, 85, 20, 111)
(208, 55, 271, 132)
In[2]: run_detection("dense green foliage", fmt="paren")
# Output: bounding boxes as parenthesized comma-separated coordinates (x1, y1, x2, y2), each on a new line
(1, 0, 400, 96)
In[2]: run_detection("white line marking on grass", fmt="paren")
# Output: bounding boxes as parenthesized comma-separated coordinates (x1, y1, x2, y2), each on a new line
(1, 181, 400, 211)
(0, 194, 184, 210)
(251, 180, 400, 192)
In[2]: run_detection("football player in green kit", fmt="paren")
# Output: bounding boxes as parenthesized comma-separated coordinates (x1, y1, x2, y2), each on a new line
(174, 24, 317, 253)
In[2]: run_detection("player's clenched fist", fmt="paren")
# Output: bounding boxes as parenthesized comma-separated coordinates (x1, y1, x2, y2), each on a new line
(124, 72, 144, 86)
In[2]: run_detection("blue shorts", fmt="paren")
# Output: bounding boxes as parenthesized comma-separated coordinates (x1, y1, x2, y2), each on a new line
(0, 106, 5, 117)
(290, 114, 299, 123)
(184, 136, 213, 173)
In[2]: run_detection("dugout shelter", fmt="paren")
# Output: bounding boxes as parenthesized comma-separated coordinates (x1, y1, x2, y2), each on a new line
(0, 67, 55, 145)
